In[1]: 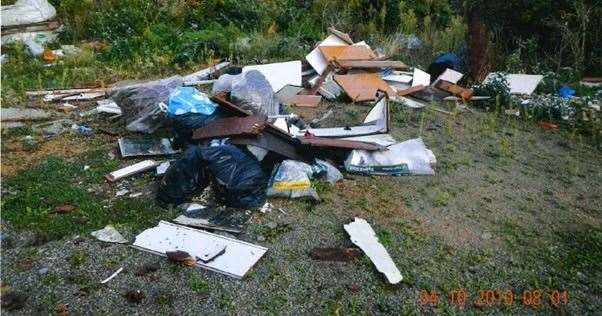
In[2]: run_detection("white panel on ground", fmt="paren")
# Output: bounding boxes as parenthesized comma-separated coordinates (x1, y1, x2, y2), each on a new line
(412, 68, 431, 87)
(434, 68, 463, 85)
(344, 218, 403, 284)
(132, 221, 267, 279)
(306, 34, 348, 75)
(243, 61, 302, 93)
(483, 73, 543, 95)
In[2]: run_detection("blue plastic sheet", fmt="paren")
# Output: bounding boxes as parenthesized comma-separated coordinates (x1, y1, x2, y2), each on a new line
(167, 87, 218, 116)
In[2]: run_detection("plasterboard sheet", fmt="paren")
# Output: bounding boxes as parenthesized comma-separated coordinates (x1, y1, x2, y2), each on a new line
(412, 68, 430, 87)
(133, 221, 267, 279)
(344, 218, 402, 284)
(434, 68, 463, 85)
(342, 134, 397, 147)
(107, 160, 158, 182)
(483, 73, 543, 95)
(306, 34, 348, 75)
(243, 61, 301, 93)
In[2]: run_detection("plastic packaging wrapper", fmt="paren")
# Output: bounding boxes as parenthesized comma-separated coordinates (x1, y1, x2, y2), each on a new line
(313, 159, 343, 184)
(345, 138, 436, 176)
(212, 70, 279, 116)
(108, 76, 183, 133)
(24, 37, 43, 56)
(157, 145, 266, 208)
(1, 0, 56, 27)
(167, 87, 217, 116)
(267, 160, 320, 200)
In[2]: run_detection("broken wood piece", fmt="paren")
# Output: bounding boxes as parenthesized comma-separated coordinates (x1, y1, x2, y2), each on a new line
(133, 221, 267, 279)
(26, 87, 106, 97)
(310, 247, 362, 261)
(106, 160, 159, 182)
(319, 46, 376, 63)
(344, 218, 402, 284)
(1, 20, 61, 36)
(435, 80, 473, 100)
(166, 250, 196, 267)
(191, 115, 267, 140)
(286, 95, 322, 108)
(327, 26, 354, 45)
(334, 73, 395, 102)
(397, 85, 426, 97)
(334, 60, 409, 70)
(299, 137, 387, 151)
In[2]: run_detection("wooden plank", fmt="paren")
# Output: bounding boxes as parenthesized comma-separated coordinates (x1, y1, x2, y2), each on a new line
(286, 95, 322, 108)
(396, 85, 426, 96)
(1, 20, 61, 35)
(299, 137, 387, 151)
(334, 60, 409, 70)
(319, 46, 376, 62)
(300, 65, 332, 96)
(327, 26, 354, 44)
(435, 80, 474, 100)
(334, 73, 395, 102)
(192, 115, 267, 140)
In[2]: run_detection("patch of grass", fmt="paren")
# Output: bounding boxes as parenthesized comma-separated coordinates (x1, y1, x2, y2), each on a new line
(432, 188, 451, 207)
(66, 274, 99, 294)
(188, 274, 209, 294)
(376, 229, 393, 247)
(1, 152, 175, 239)
(67, 250, 89, 267)
(41, 273, 59, 286)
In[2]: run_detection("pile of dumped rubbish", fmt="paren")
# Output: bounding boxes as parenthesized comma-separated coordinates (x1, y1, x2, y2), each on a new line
(3, 6, 601, 283)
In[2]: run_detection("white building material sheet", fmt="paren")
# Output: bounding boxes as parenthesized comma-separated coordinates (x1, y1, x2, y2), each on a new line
(412, 68, 431, 87)
(483, 73, 543, 95)
(342, 134, 397, 147)
(433, 68, 463, 85)
(306, 34, 349, 75)
(243, 61, 302, 93)
(132, 221, 267, 279)
(106, 160, 158, 182)
(344, 218, 403, 284)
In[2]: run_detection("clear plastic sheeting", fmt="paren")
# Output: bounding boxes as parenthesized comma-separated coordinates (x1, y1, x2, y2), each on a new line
(313, 159, 343, 184)
(108, 76, 183, 133)
(1, 0, 56, 27)
(345, 138, 436, 176)
(212, 70, 279, 116)
(266, 160, 319, 200)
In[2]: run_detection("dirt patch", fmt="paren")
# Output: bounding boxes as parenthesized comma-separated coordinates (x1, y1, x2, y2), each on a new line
(1, 135, 91, 177)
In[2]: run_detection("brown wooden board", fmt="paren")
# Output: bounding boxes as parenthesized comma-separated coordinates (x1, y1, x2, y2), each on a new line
(396, 85, 426, 96)
(299, 137, 387, 151)
(192, 115, 267, 140)
(334, 74, 395, 102)
(319, 46, 376, 62)
(334, 60, 409, 70)
(435, 80, 474, 100)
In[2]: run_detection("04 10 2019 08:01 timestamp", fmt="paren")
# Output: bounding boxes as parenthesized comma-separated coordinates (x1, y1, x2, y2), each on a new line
(418, 288, 569, 307)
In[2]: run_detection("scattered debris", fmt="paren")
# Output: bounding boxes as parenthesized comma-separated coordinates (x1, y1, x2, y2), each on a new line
(156, 161, 170, 176)
(123, 290, 145, 304)
(106, 160, 159, 182)
(54, 303, 69, 316)
(50, 204, 75, 214)
(537, 121, 559, 130)
(118, 138, 178, 158)
(134, 262, 160, 277)
(344, 218, 402, 284)
(334, 73, 395, 102)
(133, 221, 267, 279)
(100, 267, 124, 284)
(90, 225, 128, 244)
(310, 247, 362, 261)
(285, 95, 322, 108)
(173, 204, 251, 233)
(166, 250, 196, 266)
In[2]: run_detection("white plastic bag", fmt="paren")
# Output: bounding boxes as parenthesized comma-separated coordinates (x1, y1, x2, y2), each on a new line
(345, 138, 436, 176)
(1, 0, 56, 27)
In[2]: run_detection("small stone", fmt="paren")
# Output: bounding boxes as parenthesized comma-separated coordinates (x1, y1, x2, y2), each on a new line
(257, 235, 266, 242)
(468, 266, 478, 273)
(482, 232, 492, 240)
(38, 267, 49, 275)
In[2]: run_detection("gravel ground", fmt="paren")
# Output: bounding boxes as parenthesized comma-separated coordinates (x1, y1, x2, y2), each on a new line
(1, 102, 601, 315)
